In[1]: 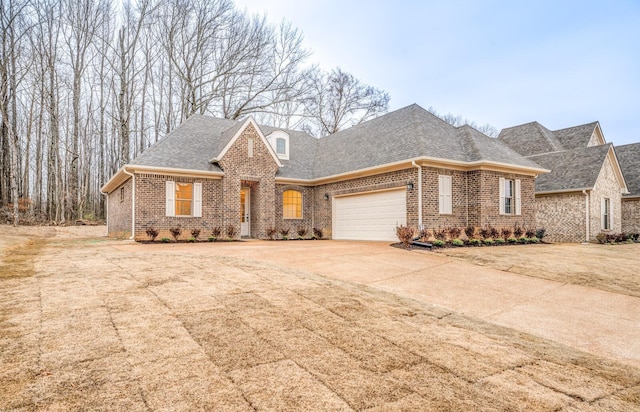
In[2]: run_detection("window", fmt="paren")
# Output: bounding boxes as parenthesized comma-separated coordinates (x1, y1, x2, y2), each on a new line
(283, 190, 302, 219)
(266, 131, 289, 160)
(438, 175, 452, 214)
(602, 198, 610, 230)
(499, 177, 521, 215)
(120, 187, 125, 202)
(276, 138, 286, 155)
(166, 181, 202, 217)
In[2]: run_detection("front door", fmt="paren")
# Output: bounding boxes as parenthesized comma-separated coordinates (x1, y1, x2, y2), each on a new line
(240, 188, 250, 237)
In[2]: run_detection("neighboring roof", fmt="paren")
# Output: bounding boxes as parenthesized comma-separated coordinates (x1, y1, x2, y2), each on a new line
(616, 142, 640, 197)
(497, 122, 564, 156)
(553, 122, 599, 150)
(527, 144, 613, 193)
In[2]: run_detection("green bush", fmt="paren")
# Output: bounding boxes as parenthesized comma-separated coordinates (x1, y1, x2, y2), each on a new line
(495, 238, 505, 245)
(187, 237, 196, 243)
(452, 239, 464, 247)
(161, 237, 170, 243)
(518, 236, 528, 244)
(207, 236, 216, 242)
(432, 240, 445, 247)
(469, 239, 481, 246)
(527, 237, 539, 244)
(483, 239, 494, 246)
(507, 237, 518, 244)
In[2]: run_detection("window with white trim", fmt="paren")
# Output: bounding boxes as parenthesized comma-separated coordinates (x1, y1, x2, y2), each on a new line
(499, 177, 521, 215)
(283, 190, 302, 219)
(266, 130, 290, 160)
(166, 181, 202, 217)
(602, 198, 611, 230)
(276, 138, 286, 155)
(438, 175, 452, 214)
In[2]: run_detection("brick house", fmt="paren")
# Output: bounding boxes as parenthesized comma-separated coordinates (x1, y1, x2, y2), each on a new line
(616, 143, 640, 234)
(498, 121, 628, 242)
(101, 104, 548, 241)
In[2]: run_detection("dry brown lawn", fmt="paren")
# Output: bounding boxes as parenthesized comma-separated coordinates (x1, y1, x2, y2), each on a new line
(1, 225, 640, 411)
(437, 242, 640, 298)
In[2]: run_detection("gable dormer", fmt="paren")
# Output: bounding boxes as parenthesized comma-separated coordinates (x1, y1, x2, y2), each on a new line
(266, 130, 290, 160)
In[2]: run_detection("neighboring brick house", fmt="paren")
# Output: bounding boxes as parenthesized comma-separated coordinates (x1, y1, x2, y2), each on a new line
(616, 143, 640, 234)
(101, 104, 548, 241)
(498, 122, 628, 242)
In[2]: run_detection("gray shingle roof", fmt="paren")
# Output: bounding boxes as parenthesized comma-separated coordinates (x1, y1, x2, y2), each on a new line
(553, 122, 599, 149)
(527, 144, 612, 192)
(129, 104, 544, 181)
(616, 143, 640, 197)
(498, 122, 564, 156)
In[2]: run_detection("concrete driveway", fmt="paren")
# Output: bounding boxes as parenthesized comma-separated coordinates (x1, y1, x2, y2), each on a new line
(134, 239, 640, 368)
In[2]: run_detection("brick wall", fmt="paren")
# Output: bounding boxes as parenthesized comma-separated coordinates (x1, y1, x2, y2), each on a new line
(589, 155, 622, 236)
(422, 167, 468, 229)
(274, 184, 314, 236)
(133, 173, 223, 240)
(218, 122, 279, 239)
(535, 192, 586, 242)
(622, 198, 640, 234)
(107, 178, 132, 237)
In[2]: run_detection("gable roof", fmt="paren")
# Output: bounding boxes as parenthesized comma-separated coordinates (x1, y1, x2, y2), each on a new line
(213, 117, 283, 167)
(616, 142, 640, 197)
(498, 122, 564, 156)
(527, 143, 618, 193)
(553, 122, 600, 150)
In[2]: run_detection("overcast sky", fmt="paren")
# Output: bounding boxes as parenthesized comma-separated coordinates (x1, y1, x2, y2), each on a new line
(233, 0, 639, 146)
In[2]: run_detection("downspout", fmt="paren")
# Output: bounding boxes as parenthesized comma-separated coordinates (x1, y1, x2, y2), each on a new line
(583, 190, 589, 243)
(412, 161, 423, 228)
(123, 167, 135, 240)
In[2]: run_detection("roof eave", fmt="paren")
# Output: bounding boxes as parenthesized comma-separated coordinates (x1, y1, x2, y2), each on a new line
(535, 187, 593, 195)
(101, 165, 225, 194)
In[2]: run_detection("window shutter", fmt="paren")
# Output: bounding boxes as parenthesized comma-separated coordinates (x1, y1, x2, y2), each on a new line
(439, 175, 452, 214)
(193, 182, 202, 217)
(515, 179, 521, 216)
(166, 181, 175, 217)
(499, 177, 505, 215)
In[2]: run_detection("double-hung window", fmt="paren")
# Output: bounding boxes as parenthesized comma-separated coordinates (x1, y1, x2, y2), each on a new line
(283, 190, 302, 219)
(602, 198, 611, 230)
(499, 177, 521, 215)
(166, 181, 202, 217)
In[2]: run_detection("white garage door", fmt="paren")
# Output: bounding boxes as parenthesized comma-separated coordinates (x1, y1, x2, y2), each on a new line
(333, 189, 406, 241)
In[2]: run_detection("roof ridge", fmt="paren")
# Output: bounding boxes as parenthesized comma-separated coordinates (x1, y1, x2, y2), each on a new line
(534, 122, 564, 152)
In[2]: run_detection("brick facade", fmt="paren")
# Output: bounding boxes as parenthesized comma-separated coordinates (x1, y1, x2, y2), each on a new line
(589, 155, 622, 235)
(622, 198, 640, 234)
(535, 192, 586, 242)
(107, 178, 132, 237)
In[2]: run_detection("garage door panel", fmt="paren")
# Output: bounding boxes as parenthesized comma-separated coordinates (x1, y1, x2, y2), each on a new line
(333, 189, 406, 241)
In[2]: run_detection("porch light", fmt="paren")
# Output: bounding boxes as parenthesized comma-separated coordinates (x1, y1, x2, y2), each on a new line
(324, 193, 329, 201)
(407, 182, 414, 191)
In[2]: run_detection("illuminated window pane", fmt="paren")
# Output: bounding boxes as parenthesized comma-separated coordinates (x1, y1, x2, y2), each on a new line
(175, 183, 193, 216)
(283, 190, 302, 219)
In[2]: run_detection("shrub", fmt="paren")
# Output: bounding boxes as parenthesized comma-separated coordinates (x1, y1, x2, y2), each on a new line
(507, 237, 518, 244)
(452, 239, 464, 247)
(448, 227, 461, 240)
(207, 236, 216, 242)
(631, 233, 640, 242)
(226, 225, 237, 239)
(145, 227, 159, 242)
(160, 237, 170, 243)
(495, 238, 506, 245)
(596, 232, 607, 244)
(464, 226, 475, 239)
(279, 228, 290, 240)
(396, 225, 415, 248)
(297, 227, 308, 239)
(513, 225, 524, 238)
(469, 238, 481, 246)
(527, 237, 540, 244)
(478, 227, 490, 240)
(187, 237, 196, 243)
(518, 236, 528, 244)
(191, 228, 201, 240)
(419, 228, 431, 242)
(616, 232, 627, 243)
(501, 228, 512, 240)
(536, 228, 546, 240)
(313, 227, 323, 239)
(211, 227, 221, 239)
(433, 228, 447, 241)
(525, 228, 536, 238)
(432, 240, 445, 247)
(266, 228, 277, 240)
(169, 227, 182, 242)
(489, 226, 499, 240)
(483, 239, 494, 246)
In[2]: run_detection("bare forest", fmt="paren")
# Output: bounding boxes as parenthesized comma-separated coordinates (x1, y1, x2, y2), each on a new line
(0, 0, 391, 226)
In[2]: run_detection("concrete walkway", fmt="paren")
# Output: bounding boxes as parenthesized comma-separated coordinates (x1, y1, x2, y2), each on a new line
(160, 240, 640, 368)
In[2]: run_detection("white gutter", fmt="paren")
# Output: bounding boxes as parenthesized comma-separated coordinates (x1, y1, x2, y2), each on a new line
(583, 190, 590, 243)
(412, 161, 423, 228)
(123, 167, 135, 240)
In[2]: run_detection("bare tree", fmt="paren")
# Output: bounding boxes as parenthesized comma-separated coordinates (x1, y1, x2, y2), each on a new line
(302, 67, 389, 137)
(427, 106, 498, 137)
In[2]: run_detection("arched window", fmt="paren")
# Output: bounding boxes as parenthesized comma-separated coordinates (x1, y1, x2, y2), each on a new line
(283, 190, 302, 219)
(276, 138, 286, 155)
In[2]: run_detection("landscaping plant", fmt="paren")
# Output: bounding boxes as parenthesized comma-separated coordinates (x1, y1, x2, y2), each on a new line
(396, 225, 415, 249)
(432, 240, 445, 247)
(145, 227, 159, 242)
(266, 228, 277, 240)
(513, 225, 524, 238)
(312, 227, 323, 239)
(190, 228, 201, 241)
(169, 227, 182, 242)
(433, 228, 447, 241)
(297, 227, 308, 239)
(226, 225, 236, 239)
(279, 228, 290, 240)
(211, 227, 221, 239)
(452, 239, 464, 247)
(419, 228, 431, 242)
(448, 227, 461, 240)
(464, 225, 475, 240)
(525, 228, 536, 238)
(479, 227, 490, 240)
(535, 228, 546, 240)
(501, 228, 512, 240)
(489, 226, 499, 240)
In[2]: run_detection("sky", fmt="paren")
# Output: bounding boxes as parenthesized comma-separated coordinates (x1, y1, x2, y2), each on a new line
(233, 0, 640, 146)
